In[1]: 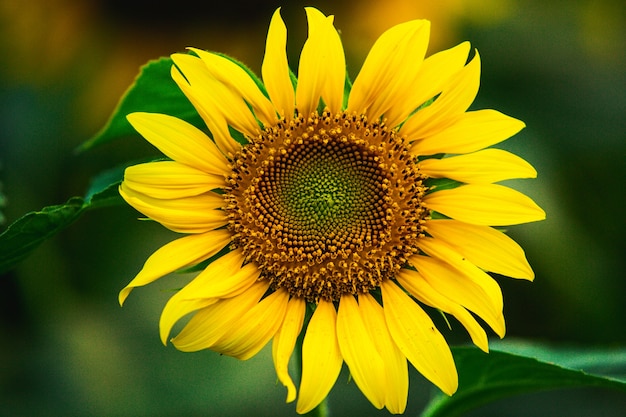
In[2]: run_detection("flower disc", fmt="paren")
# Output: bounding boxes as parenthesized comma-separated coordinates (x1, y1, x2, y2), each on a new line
(225, 110, 429, 301)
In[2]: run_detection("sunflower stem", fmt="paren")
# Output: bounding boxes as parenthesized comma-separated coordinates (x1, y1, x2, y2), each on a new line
(303, 398, 329, 417)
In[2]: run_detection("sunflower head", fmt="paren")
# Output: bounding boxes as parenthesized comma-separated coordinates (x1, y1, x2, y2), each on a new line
(118, 7, 545, 415)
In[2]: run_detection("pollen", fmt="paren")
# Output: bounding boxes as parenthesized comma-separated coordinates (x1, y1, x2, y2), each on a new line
(225, 110, 429, 302)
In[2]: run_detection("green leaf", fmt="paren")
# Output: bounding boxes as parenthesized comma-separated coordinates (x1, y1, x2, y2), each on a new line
(0, 162, 137, 273)
(420, 345, 626, 417)
(77, 57, 204, 152)
(84, 164, 126, 208)
(0, 197, 85, 274)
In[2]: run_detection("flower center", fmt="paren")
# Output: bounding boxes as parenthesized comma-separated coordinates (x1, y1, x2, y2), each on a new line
(225, 110, 429, 302)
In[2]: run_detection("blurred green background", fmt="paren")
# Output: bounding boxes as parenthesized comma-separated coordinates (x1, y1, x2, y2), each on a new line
(1, 0, 624, 416)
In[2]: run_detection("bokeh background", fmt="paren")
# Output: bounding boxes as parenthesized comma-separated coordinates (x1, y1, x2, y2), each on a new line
(1, 0, 624, 416)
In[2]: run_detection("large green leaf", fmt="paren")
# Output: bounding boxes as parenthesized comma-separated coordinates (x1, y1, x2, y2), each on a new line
(0, 197, 85, 274)
(0, 166, 128, 274)
(76, 57, 204, 152)
(420, 345, 626, 417)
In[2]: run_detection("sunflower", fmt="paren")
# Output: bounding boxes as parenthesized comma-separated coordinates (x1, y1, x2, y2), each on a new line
(118, 7, 545, 414)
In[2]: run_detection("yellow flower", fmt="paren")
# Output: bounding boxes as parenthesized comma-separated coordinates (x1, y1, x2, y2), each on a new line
(118, 7, 545, 414)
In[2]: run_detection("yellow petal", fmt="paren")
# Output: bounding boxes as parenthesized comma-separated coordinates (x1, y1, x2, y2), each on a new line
(358, 293, 409, 414)
(212, 288, 289, 360)
(410, 109, 525, 156)
(418, 149, 537, 184)
(189, 48, 277, 127)
(410, 250, 505, 337)
(177, 250, 260, 300)
(123, 161, 225, 199)
(119, 184, 227, 233)
(347, 19, 430, 126)
(417, 238, 504, 312)
(381, 280, 458, 395)
(402, 41, 471, 121)
(126, 112, 230, 175)
(337, 295, 386, 409)
(170, 65, 240, 156)
(262, 8, 295, 119)
(159, 297, 216, 346)
(158, 249, 247, 344)
(425, 219, 534, 279)
(194, 262, 261, 298)
(119, 229, 231, 305)
(296, 8, 345, 115)
(296, 300, 343, 414)
(424, 183, 546, 226)
(397, 269, 489, 352)
(171, 280, 270, 351)
(400, 51, 481, 141)
(272, 297, 306, 403)
(172, 53, 262, 140)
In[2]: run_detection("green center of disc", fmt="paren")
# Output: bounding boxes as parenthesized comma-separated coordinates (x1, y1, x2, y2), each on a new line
(261, 138, 386, 241)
